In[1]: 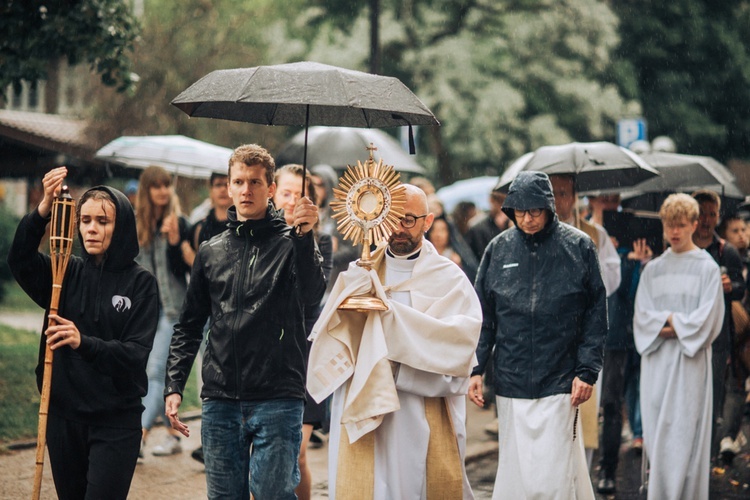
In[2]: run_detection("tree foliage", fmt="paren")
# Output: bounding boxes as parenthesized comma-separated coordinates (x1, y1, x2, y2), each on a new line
(268, 0, 640, 184)
(86, 0, 306, 151)
(612, 0, 750, 160)
(0, 0, 140, 94)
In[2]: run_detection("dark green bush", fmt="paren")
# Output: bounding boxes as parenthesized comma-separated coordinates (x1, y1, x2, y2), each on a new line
(0, 205, 20, 303)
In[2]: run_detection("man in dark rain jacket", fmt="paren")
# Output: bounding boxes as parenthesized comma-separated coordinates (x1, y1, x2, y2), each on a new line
(163, 144, 326, 500)
(468, 170, 607, 499)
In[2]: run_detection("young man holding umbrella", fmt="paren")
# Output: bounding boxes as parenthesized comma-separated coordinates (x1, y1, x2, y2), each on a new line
(163, 144, 326, 499)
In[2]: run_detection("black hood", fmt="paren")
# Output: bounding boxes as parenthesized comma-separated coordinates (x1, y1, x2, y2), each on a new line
(502, 171, 557, 225)
(77, 186, 139, 269)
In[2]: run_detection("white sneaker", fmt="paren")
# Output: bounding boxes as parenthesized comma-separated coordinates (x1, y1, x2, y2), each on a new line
(720, 436, 740, 464)
(152, 435, 182, 456)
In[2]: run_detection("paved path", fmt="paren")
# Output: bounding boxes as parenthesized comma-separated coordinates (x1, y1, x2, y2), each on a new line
(0, 400, 498, 499)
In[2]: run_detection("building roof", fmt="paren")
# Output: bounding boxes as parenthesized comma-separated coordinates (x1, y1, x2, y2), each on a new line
(0, 109, 94, 159)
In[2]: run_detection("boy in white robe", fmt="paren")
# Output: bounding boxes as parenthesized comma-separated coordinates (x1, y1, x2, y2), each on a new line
(634, 193, 724, 500)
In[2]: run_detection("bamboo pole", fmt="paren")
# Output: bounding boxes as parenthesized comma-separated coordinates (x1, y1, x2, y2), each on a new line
(32, 186, 76, 500)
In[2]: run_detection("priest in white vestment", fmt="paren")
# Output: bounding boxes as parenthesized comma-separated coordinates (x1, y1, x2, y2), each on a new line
(634, 193, 724, 500)
(307, 185, 483, 500)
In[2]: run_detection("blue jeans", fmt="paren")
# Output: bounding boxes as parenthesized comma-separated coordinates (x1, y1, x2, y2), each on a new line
(142, 311, 177, 430)
(202, 398, 303, 500)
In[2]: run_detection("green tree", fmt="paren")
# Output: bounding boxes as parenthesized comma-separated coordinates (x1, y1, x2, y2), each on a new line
(612, 0, 750, 160)
(268, 0, 639, 184)
(0, 0, 140, 95)
(87, 0, 307, 152)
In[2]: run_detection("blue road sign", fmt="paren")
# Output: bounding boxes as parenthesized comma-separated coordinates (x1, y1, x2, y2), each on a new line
(617, 118, 647, 148)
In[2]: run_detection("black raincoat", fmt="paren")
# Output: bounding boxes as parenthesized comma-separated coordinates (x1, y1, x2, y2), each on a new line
(165, 202, 326, 402)
(473, 171, 607, 399)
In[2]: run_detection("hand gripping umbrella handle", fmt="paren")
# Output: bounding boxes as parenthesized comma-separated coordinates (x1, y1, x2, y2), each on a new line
(32, 186, 76, 500)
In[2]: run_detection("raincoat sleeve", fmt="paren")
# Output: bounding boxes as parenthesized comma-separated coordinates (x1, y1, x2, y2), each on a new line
(575, 240, 608, 385)
(165, 248, 212, 398)
(7, 209, 54, 309)
(471, 241, 497, 377)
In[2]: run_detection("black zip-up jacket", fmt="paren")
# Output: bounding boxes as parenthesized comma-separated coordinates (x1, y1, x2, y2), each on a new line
(7, 187, 159, 429)
(473, 171, 607, 398)
(165, 203, 326, 402)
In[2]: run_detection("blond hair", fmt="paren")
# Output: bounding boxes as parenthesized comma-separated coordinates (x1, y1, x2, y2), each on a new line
(135, 166, 182, 247)
(659, 193, 699, 226)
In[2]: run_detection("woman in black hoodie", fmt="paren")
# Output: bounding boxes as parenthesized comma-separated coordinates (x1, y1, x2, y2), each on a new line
(8, 167, 158, 499)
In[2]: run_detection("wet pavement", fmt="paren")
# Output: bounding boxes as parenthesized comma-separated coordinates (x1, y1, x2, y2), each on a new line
(1, 310, 748, 498)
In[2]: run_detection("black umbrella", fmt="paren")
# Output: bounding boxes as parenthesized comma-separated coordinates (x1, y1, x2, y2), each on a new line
(619, 152, 744, 199)
(275, 126, 425, 174)
(611, 152, 745, 213)
(495, 141, 659, 193)
(171, 61, 439, 196)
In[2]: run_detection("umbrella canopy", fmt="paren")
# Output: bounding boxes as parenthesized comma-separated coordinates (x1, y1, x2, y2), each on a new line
(275, 127, 425, 174)
(171, 61, 439, 129)
(495, 142, 659, 193)
(96, 135, 232, 179)
(618, 152, 744, 199)
(436, 176, 499, 213)
(172, 61, 439, 196)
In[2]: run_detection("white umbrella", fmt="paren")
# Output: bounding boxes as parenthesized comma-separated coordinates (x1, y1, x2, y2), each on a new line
(436, 176, 500, 213)
(96, 135, 232, 179)
(275, 126, 425, 174)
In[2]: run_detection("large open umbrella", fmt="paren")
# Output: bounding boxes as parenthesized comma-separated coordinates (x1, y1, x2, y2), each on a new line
(275, 126, 425, 174)
(619, 152, 744, 199)
(495, 142, 659, 193)
(612, 152, 745, 213)
(96, 135, 232, 179)
(171, 61, 439, 195)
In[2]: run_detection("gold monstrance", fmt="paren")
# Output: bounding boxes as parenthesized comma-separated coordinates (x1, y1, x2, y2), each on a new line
(330, 144, 406, 311)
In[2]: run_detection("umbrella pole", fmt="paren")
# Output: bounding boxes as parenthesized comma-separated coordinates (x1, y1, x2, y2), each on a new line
(301, 105, 309, 198)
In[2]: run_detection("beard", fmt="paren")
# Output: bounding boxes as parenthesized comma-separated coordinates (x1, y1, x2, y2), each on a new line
(389, 232, 421, 255)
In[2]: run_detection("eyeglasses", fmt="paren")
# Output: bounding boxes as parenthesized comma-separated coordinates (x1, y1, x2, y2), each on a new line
(399, 214, 428, 228)
(515, 208, 544, 219)
(211, 182, 227, 188)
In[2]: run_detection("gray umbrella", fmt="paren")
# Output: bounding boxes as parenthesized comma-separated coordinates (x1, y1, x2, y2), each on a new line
(495, 142, 659, 193)
(617, 152, 744, 199)
(275, 127, 425, 174)
(171, 61, 439, 194)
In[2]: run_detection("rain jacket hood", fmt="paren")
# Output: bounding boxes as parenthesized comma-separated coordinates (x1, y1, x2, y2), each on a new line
(502, 171, 556, 225)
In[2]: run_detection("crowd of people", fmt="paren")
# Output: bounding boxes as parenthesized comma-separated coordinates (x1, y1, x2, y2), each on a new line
(7, 144, 750, 499)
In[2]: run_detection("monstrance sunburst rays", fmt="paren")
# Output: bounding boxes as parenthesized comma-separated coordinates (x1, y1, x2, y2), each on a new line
(329, 157, 406, 251)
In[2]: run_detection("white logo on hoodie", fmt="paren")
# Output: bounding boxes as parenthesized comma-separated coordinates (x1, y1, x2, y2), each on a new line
(112, 295, 132, 312)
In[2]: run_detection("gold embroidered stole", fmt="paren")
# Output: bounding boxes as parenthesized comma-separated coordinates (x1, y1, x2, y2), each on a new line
(336, 396, 463, 499)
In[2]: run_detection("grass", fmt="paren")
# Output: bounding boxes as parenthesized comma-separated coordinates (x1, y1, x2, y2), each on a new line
(0, 322, 200, 444)
(0, 280, 42, 312)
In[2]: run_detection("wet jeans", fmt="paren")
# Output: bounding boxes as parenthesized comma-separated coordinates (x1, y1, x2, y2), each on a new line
(142, 311, 178, 430)
(201, 398, 303, 499)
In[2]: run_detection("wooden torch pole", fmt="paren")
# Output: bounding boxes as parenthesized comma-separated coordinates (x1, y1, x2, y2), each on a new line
(32, 186, 76, 500)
